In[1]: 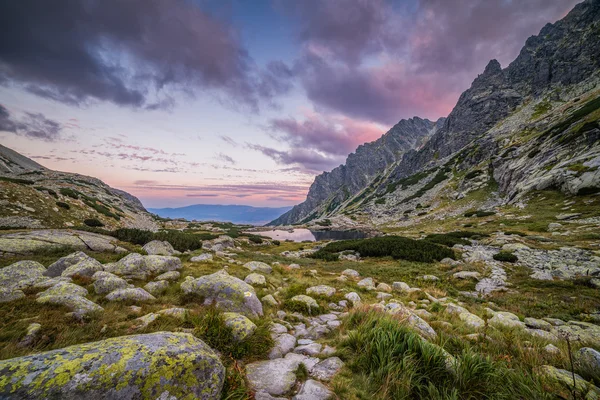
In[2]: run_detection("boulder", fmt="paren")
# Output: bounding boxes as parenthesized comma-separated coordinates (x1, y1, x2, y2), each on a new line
(290, 295, 319, 311)
(376, 282, 392, 292)
(246, 353, 312, 396)
(538, 365, 597, 395)
(36, 294, 103, 319)
(158, 307, 189, 319)
(341, 269, 360, 278)
(244, 261, 273, 274)
(45, 251, 97, 277)
(93, 272, 132, 295)
(245, 273, 267, 286)
(344, 292, 361, 305)
(575, 347, 600, 383)
(419, 275, 440, 282)
(155, 271, 180, 281)
(0, 288, 25, 303)
(17, 322, 41, 348)
(292, 380, 333, 400)
(357, 277, 375, 290)
(262, 294, 278, 307)
(489, 311, 525, 329)
(105, 253, 181, 280)
(294, 343, 322, 356)
(310, 357, 344, 381)
(453, 271, 481, 280)
(0, 332, 225, 399)
(222, 312, 257, 341)
(0, 230, 126, 256)
(0, 260, 46, 293)
(190, 253, 213, 262)
(144, 280, 169, 296)
(36, 281, 88, 298)
(203, 235, 235, 252)
(269, 333, 296, 359)
(392, 282, 410, 292)
(142, 240, 175, 256)
(105, 288, 156, 303)
(180, 270, 263, 318)
(306, 285, 336, 297)
(524, 317, 553, 331)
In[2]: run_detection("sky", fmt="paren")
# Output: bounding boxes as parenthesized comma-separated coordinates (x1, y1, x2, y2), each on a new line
(0, 0, 579, 208)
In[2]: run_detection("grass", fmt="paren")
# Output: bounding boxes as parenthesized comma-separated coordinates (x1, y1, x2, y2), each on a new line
(59, 187, 80, 199)
(0, 176, 35, 185)
(402, 168, 450, 203)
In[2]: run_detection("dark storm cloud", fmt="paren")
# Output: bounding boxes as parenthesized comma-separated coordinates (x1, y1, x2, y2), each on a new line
(0, 105, 62, 141)
(0, 0, 289, 110)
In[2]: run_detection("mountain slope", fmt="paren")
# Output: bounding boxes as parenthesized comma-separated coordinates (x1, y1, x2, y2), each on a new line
(149, 204, 292, 225)
(270, 116, 444, 225)
(272, 0, 600, 227)
(0, 145, 159, 230)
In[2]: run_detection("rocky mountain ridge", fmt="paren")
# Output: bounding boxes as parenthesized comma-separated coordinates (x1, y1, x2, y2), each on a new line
(272, 0, 600, 227)
(0, 144, 158, 230)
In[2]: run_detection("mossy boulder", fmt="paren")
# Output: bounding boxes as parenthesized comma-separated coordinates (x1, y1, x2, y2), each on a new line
(105, 288, 156, 303)
(0, 260, 47, 302)
(290, 295, 319, 311)
(245, 273, 266, 286)
(105, 253, 181, 280)
(45, 251, 100, 278)
(222, 312, 257, 341)
(36, 293, 103, 319)
(144, 280, 169, 296)
(180, 270, 263, 318)
(0, 230, 125, 256)
(142, 240, 176, 256)
(306, 285, 336, 297)
(0, 332, 225, 399)
(92, 272, 132, 295)
(243, 261, 273, 274)
(36, 281, 88, 298)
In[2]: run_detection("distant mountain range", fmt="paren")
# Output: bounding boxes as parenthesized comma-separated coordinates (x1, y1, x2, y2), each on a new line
(148, 204, 293, 225)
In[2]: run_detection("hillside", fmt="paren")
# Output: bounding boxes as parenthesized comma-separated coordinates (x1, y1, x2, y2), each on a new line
(271, 0, 600, 228)
(0, 144, 159, 231)
(149, 204, 292, 225)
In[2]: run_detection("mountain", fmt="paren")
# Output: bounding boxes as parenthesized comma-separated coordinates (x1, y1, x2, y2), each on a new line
(271, 0, 600, 227)
(270, 116, 444, 225)
(0, 144, 159, 230)
(149, 204, 292, 225)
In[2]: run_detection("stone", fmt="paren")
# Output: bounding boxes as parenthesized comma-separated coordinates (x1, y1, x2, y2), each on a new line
(445, 304, 485, 329)
(105, 253, 181, 280)
(384, 303, 437, 341)
(144, 280, 169, 296)
(527, 329, 558, 341)
(0, 260, 46, 293)
(290, 295, 319, 311)
(245, 273, 267, 286)
(244, 261, 273, 274)
(453, 271, 481, 280)
(489, 311, 525, 329)
(142, 240, 175, 256)
(155, 271, 180, 281)
(376, 292, 392, 300)
(36, 294, 103, 319)
(190, 253, 213, 262)
(92, 272, 131, 295)
(0, 332, 225, 399)
(538, 365, 594, 394)
(105, 288, 156, 303)
(524, 317, 553, 331)
(344, 292, 361, 304)
(357, 277, 375, 290)
(0, 288, 25, 303)
(134, 313, 159, 330)
(544, 344, 561, 355)
(0, 230, 125, 256)
(269, 333, 297, 359)
(289, 263, 301, 269)
(17, 323, 42, 348)
(575, 347, 600, 383)
(271, 323, 288, 335)
(414, 309, 432, 319)
(256, 392, 288, 400)
(36, 281, 88, 298)
(44, 252, 91, 277)
(246, 353, 310, 396)
(292, 379, 333, 400)
(180, 270, 263, 318)
(158, 307, 188, 319)
(294, 343, 322, 356)
(501, 243, 530, 252)
(376, 282, 392, 292)
(310, 357, 344, 381)
(392, 282, 410, 292)
(203, 235, 235, 252)
(223, 312, 257, 341)
(306, 285, 336, 297)
(419, 275, 440, 282)
(341, 269, 360, 278)
(262, 294, 278, 307)
(555, 213, 581, 220)
(548, 222, 563, 231)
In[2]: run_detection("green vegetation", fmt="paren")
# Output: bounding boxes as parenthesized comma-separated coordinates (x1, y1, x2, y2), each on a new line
(310, 236, 455, 263)
(493, 251, 518, 263)
(527, 149, 541, 158)
(375, 198, 386, 205)
(83, 218, 104, 227)
(402, 168, 450, 203)
(386, 170, 432, 194)
(532, 100, 552, 119)
(0, 176, 35, 185)
(464, 169, 483, 180)
(82, 197, 120, 220)
(315, 219, 332, 227)
(109, 228, 216, 252)
(59, 187, 80, 199)
(55, 201, 70, 210)
(248, 235, 263, 244)
(464, 210, 496, 218)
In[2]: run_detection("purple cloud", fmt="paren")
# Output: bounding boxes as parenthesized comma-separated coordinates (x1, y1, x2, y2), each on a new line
(0, 105, 62, 141)
(215, 153, 236, 165)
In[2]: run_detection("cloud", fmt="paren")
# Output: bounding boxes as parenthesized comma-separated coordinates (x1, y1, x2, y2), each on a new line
(0, 0, 291, 110)
(220, 135, 239, 147)
(247, 143, 342, 173)
(215, 152, 236, 165)
(0, 105, 63, 141)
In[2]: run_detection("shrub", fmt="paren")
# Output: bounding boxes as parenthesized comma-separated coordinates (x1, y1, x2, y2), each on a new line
(248, 235, 263, 244)
(310, 236, 455, 263)
(425, 234, 469, 247)
(316, 219, 332, 227)
(56, 201, 70, 210)
(375, 198, 386, 205)
(464, 210, 496, 218)
(402, 168, 450, 203)
(464, 170, 483, 180)
(527, 149, 541, 158)
(111, 228, 216, 252)
(59, 187, 80, 199)
(0, 176, 35, 185)
(493, 251, 518, 263)
(83, 218, 104, 227)
(272, 240, 281, 246)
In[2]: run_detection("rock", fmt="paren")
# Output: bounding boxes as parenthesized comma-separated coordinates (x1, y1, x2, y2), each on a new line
(376, 292, 392, 300)
(501, 243, 530, 252)
(0, 260, 46, 295)
(144, 280, 169, 296)
(548, 222, 563, 231)
(36, 281, 88, 298)
(524, 317, 553, 331)
(0, 230, 125, 256)
(294, 343, 322, 356)
(445, 304, 485, 329)
(190, 253, 213, 262)
(244, 261, 273, 274)
(341, 269, 360, 278)
(376, 282, 392, 292)
(489, 311, 525, 329)
(527, 328, 558, 341)
(290, 295, 319, 311)
(246, 353, 311, 396)
(92, 272, 132, 295)
(0, 332, 225, 399)
(105, 253, 181, 280)
(392, 282, 410, 292)
(256, 392, 288, 400)
(310, 357, 344, 381)
(203, 235, 235, 252)
(134, 313, 159, 330)
(269, 333, 296, 359)
(37, 294, 103, 319)
(414, 309, 432, 319)
(142, 240, 175, 256)
(0, 288, 25, 303)
(262, 294, 278, 307)
(292, 379, 333, 400)
(306, 285, 336, 297)
(384, 303, 437, 341)
(538, 365, 595, 394)
(555, 213, 581, 220)
(453, 271, 481, 280)
(105, 288, 156, 303)
(31, 276, 72, 290)
(155, 271, 180, 281)
(543, 317, 565, 326)
(17, 323, 41, 348)
(419, 275, 440, 282)
(180, 270, 263, 318)
(223, 312, 257, 341)
(289, 263, 301, 269)
(575, 347, 600, 383)
(44, 252, 91, 277)
(158, 307, 188, 319)
(357, 277, 375, 290)
(544, 344, 561, 355)
(245, 273, 267, 286)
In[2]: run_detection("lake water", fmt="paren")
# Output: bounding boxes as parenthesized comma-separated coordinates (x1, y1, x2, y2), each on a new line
(251, 228, 368, 242)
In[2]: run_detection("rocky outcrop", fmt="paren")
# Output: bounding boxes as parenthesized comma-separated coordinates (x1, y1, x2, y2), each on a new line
(0, 332, 225, 399)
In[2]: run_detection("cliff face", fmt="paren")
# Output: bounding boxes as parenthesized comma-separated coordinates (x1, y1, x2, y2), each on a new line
(272, 0, 600, 227)
(270, 117, 444, 225)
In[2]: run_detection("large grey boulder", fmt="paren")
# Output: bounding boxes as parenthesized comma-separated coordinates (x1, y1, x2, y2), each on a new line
(142, 240, 176, 256)
(575, 347, 600, 383)
(105, 288, 156, 303)
(180, 270, 263, 317)
(36, 293, 103, 319)
(0, 230, 127, 256)
(0, 332, 225, 399)
(244, 261, 273, 274)
(92, 271, 132, 295)
(292, 379, 333, 400)
(45, 251, 95, 277)
(306, 285, 336, 297)
(310, 357, 344, 381)
(0, 260, 47, 302)
(105, 253, 181, 280)
(246, 353, 312, 396)
(60, 253, 103, 278)
(269, 333, 296, 359)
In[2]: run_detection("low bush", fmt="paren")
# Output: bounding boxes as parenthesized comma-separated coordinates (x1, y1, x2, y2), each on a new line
(83, 218, 104, 227)
(464, 210, 496, 218)
(493, 251, 518, 263)
(59, 188, 80, 199)
(272, 240, 281, 246)
(310, 236, 455, 263)
(464, 169, 483, 180)
(55, 201, 70, 210)
(110, 228, 217, 252)
(248, 235, 263, 244)
(0, 176, 35, 185)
